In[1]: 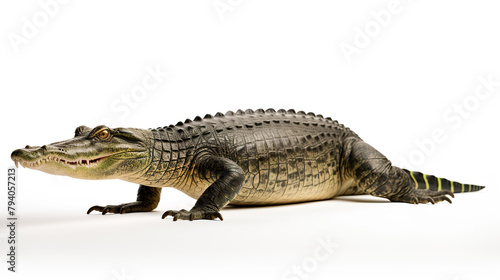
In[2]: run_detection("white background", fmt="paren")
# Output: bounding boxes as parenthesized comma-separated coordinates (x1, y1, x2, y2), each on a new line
(1, 1, 499, 279)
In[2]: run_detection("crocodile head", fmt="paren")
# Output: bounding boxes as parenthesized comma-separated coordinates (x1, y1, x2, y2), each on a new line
(11, 125, 151, 180)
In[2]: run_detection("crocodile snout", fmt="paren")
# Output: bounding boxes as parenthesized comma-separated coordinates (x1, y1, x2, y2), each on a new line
(11, 146, 48, 167)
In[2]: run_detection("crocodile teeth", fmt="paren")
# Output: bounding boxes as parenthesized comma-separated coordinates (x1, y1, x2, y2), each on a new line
(18, 155, 107, 169)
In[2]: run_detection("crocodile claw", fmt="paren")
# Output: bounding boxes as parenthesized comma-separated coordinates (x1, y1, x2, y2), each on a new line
(87, 201, 152, 215)
(161, 209, 223, 221)
(87, 206, 104, 214)
(390, 189, 454, 205)
(87, 205, 124, 215)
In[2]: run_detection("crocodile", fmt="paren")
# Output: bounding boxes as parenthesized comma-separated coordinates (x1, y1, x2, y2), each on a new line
(10, 109, 484, 221)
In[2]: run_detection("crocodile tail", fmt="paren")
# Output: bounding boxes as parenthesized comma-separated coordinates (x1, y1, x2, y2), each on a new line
(402, 169, 485, 193)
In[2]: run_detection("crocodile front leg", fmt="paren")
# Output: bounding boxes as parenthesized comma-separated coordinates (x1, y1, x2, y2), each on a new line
(87, 185, 162, 215)
(162, 155, 244, 221)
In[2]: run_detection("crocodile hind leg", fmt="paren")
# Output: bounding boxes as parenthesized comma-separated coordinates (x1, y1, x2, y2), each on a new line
(87, 185, 162, 215)
(162, 155, 244, 221)
(346, 140, 454, 204)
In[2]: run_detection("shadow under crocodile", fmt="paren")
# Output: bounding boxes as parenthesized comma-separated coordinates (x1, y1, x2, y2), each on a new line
(224, 195, 390, 211)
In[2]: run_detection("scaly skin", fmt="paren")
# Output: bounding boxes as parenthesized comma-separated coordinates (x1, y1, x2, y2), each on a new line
(11, 109, 484, 221)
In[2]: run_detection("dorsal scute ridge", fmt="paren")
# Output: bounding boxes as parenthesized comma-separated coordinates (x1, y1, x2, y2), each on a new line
(163, 109, 340, 130)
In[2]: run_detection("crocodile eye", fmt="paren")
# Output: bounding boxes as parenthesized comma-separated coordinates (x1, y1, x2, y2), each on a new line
(98, 129, 111, 141)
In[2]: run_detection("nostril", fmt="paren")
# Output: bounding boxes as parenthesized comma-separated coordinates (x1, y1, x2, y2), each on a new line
(24, 145, 41, 149)
(11, 149, 23, 159)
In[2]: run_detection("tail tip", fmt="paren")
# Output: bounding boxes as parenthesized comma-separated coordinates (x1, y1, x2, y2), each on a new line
(468, 184, 485, 192)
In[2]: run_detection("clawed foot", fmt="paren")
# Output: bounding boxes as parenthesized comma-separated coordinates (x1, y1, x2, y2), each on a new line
(87, 201, 151, 215)
(390, 189, 455, 204)
(161, 208, 223, 221)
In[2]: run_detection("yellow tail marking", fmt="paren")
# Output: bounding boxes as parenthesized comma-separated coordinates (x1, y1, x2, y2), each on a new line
(461, 183, 465, 193)
(450, 181, 454, 193)
(469, 184, 472, 192)
(437, 177, 442, 191)
(410, 171, 418, 189)
(423, 174, 430, 190)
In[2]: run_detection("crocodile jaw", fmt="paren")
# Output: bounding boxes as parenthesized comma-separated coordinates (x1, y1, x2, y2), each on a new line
(10, 146, 120, 179)
(14, 154, 110, 170)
